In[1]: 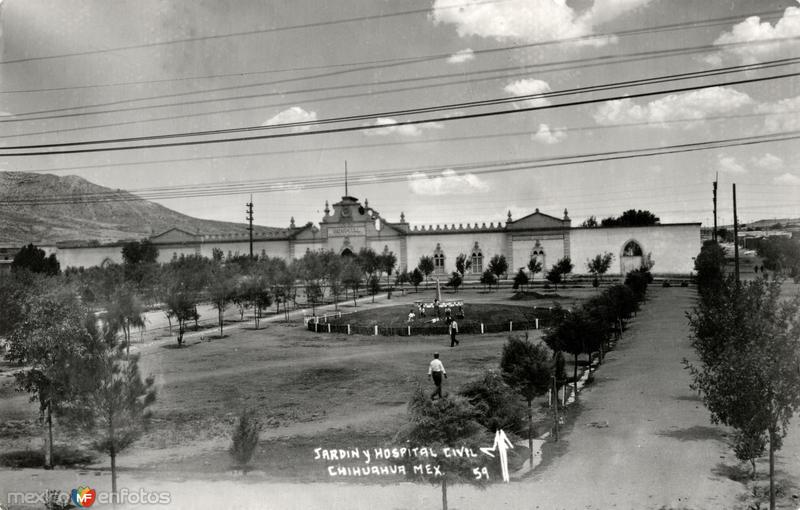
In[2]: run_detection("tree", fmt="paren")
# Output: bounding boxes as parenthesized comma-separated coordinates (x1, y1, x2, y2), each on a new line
(686, 278, 800, 510)
(587, 252, 614, 286)
(418, 256, 435, 284)
(543, 309, 606, 399)
(500, 335, 553, 465)
(459, 370, 526, 434)
(395, 388, 489, 510)
(357, 247, 380, 279)
(624, 268, 651, 302)
(63, 327, 156, 497)
(455, 253, 471, 277)
(105, 284, 146, 357)
(207, 266, 236, 336)
(545, 266, 562, 291)
(6, 289, 91, 469)
(395, 268, 410, 293)
(480, 269, 497, 291)
(512, 268, 528, 291)
(487, 254, 508, 284)
(447, 271, 463, 293)
(12, 243, 60, 275)
(601, 209, 660, 227)
(694, 240, 726, 303)
(410, 267, 424, 293)
(527, 258, 542, 284)
(121, 239, 159, 266)
(341, 260, 363, 307)
(229, 408, 263, 471)
(367, 274, 381, 303)
(580, 216, 598, 228)
(378, 250, 397, 288)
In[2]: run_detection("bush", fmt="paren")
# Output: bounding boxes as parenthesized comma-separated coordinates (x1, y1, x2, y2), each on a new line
(662, 280, 672, 287)
(229, 408, 262, 469)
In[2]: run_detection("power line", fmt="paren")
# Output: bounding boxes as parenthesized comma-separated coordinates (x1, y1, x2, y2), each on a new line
(5, 128, 800, 205)
(0, 0, 511, 66)
(6, 34, 800, 124)
(2, 68, 798, 156)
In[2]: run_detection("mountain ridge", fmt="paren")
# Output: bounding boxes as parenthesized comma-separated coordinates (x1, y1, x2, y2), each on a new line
(0, 171, 279, 245)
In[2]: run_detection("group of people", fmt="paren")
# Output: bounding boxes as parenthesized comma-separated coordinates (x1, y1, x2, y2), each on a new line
(407, 298, 463, 348)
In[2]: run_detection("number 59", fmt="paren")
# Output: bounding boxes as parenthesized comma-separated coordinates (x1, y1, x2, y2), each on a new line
(472, 467, 489, 480)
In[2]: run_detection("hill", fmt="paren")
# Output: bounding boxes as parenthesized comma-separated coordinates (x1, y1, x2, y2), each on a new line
(0, 171, 280, 245)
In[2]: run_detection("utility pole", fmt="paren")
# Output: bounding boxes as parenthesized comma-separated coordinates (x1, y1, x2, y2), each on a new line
(552, 375, 559, 442)
(345, 160, 348, 196)
(733, 184, 740, 284)
(246, 196, 254, 260)
(712, 174, 718, 242)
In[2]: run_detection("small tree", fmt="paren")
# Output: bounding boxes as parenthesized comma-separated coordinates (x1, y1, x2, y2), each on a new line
(543, 309, 606, 399)
(527, 258, 542, 285)
(105, 284, 146, 356)
(733, 429, 767, 480)
(207, 266, 236, 336)
(487, 254, 508, 284)
(587, 252, 614, 287)
(447, 271, 463, 293)
(395, 268, 410, 293)
(229, 408, 263, 471)
(64, 332, 156, 497)
(455, 253, 471, 277)
(418, 256, 435, 284)
(378, 250, 397, 288)
(6, 290, 88, 469)
(545, 266, 562, 290)
(368, 274, 381, 303)
(500, 335, 553, 465)
(512, 268, 529, 291)
(410, 268, 424, 293)
(395, 388, 488, 510)
(480, 269, 497, 291)
(341, 260, 363, 307)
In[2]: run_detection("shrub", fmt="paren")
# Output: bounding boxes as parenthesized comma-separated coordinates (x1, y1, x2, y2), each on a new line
(229, 408, 262, 469)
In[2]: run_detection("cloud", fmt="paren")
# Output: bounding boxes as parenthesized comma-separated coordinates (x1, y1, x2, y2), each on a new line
(262, 106, 317, 133)
(363, 118, 443, 137)
(593, 87, 752, 127)
(708, 4, 800, 64)
(430, 0, 652, 46)
(531, 124, 566, 144)
(717, 154, 747, 175)
(774, 173, 800, 185)
(447, 48, 475, 63)
(753, 153, 784, 171)
(756, 94, 800, 132)
(504, 78, 551, 108)
(408, 169, 489, 195)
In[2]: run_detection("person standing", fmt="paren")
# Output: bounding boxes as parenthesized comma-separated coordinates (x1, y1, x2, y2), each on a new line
(428, 352, 447, 400)
(433, 298, 440, 318)
(449, 319, 459, 347)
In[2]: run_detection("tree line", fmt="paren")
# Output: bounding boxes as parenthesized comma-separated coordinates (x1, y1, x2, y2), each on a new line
(687, 239, 800, 510)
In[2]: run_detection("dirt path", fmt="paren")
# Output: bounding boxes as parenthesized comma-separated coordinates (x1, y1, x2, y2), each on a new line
(2, 287, 762, 510)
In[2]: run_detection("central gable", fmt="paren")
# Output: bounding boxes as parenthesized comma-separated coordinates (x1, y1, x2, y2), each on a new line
(150, 228, 200, 244)
(507, 209, 570, 231)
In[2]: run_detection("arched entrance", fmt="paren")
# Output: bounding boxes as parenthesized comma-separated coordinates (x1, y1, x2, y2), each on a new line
(620, 239, 644, 274)
(341, 248, 354, 258)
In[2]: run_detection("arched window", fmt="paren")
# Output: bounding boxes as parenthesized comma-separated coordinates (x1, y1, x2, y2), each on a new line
(531, 247, 545, 272)
(623, 240, 643, 257)
(433, 244, 446, 274)
(471, 251, 483, 273)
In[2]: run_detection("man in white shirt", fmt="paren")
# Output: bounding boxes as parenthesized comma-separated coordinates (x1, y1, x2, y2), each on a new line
(449, 319, 459, 347)
(428, 352, 447, 400)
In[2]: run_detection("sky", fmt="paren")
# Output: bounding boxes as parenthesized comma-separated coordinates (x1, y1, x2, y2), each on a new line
(0, 0, 799, 230)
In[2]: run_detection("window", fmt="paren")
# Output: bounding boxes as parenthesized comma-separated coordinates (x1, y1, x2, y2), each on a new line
(471, 251, 483, 273)
(623, 240, 643, 257)
(433, 244, 446, 274)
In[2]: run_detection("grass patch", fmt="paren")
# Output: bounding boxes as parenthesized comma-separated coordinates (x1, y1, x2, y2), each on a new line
(0, 445, 96, 468)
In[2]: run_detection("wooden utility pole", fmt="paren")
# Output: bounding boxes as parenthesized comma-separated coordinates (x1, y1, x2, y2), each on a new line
(733, 184, 740, 283)
(246, 196, 254, 260)
(713, 174, 718, 242)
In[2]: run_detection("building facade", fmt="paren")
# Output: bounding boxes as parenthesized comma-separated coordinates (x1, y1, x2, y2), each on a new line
(51, 194, 700, 276)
